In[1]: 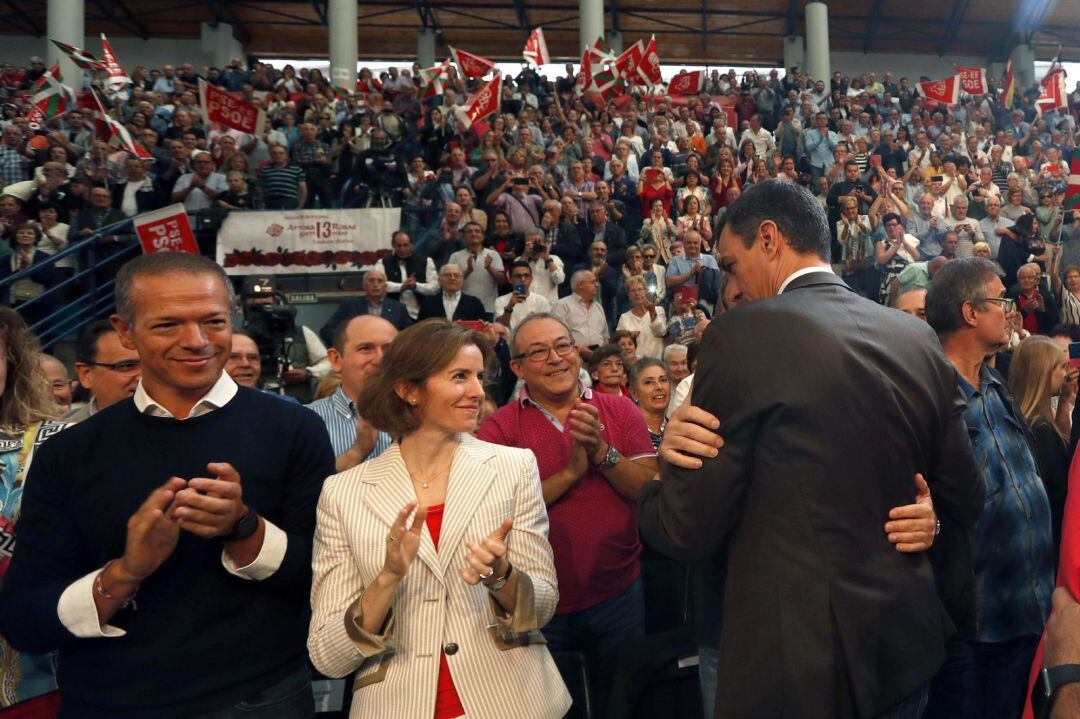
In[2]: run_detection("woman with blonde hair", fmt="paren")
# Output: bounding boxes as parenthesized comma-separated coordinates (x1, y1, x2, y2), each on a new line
(308, 320, 569, 719)
(0, 307, 68, 716)
(1008, 334, 1076, 555)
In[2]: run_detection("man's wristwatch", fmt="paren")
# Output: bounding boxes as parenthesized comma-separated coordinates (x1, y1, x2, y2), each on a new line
(596, 444, 621, 471)
(482, 561, 512, 591)
(1033, 665, 1080, 719)
(222, 507, 260, 542)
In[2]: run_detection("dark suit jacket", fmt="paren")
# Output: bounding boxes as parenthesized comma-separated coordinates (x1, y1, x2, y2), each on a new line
(637, 271, 984, 719)
(110, 180, 166, 216)
(319, 296, 411, 345)
(585, 222, 629, 267)
(416, 292, 488, 322)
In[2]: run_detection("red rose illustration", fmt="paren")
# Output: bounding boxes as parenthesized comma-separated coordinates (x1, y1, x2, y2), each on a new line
(263, 252, 282, 267)
(305, 250, 322, 266)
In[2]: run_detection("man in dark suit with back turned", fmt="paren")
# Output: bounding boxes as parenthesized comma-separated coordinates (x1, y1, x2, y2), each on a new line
(637, 179, 984, 719)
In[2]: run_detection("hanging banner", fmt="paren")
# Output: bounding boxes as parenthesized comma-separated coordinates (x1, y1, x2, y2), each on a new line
(134, 204, 198, 254)
(198, 79, 266, 135)
(216, 208, 399, 274)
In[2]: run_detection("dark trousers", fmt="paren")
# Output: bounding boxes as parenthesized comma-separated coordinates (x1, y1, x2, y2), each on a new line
(874, 683, 929, 719)
(194, 662, 314, 719)
(263, 196, 300, 210)
(303, 170, 333, 209)
(924, 635, 1039, 719)
(544, 578, 646, 717)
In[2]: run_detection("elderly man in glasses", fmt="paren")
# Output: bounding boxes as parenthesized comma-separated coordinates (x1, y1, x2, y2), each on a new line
(477, 312, 657, 717)
(65, 320, 142, 422)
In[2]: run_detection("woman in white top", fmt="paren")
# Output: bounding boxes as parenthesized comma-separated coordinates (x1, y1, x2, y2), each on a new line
(34, 203, 74, 275)
(308, 320, 570, 719)
(617, 275, 667, 361)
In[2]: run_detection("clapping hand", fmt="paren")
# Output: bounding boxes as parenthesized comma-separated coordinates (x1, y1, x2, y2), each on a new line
(169, 462, 248, 538)
(383, 502, 428, 580)
(119, 477, 187, 582)
(460, 519, 513, 585)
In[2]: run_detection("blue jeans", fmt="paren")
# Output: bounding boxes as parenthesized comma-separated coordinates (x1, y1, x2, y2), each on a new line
(924, 635, 1039, 719)
(196, 662, 315, 719)
(698, 645, 720, 719)
(874, 684, 929, 719)
(544, 578, 646, 716)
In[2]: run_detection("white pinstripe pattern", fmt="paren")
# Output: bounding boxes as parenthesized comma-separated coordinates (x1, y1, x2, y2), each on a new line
(308, 434, 572, 719)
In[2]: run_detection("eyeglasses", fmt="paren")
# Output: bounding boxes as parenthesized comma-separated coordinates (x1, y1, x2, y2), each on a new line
(980, 297, 1016, 313)
(85, 360, 141, 373)
(513, 339, 576, 363)
(643, 253, 656, 259)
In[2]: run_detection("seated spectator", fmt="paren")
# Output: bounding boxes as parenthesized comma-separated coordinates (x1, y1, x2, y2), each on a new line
(416, 263, 488, 322)
(495, 260, 552, 330)
(588, 343, 629, 397)
(65, 320, 141, 422)
(216, 171, 253, 210)
(320, 268, 410, 345)
(629, 357, 671, 451)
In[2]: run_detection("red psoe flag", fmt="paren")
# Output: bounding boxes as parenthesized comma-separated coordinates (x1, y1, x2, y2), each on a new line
(198, 78, 266, 135)
(638, 36, 662, 86)
(99, 34, 132, 97)
(522, 28, 551, 67)
(463, 74, 502, 130)
(449, 46, 495, 78)
(1035, 66, 1068, 116)
(667, 70, 704, 95)
(916, 76, 960, 105)
(134, 204, 199, 254)
(615, 40, 644, 85)
(955, 66, 987, 95)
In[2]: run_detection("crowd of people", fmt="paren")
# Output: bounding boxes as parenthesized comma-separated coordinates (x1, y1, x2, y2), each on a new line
(0, 50, 1078, 719)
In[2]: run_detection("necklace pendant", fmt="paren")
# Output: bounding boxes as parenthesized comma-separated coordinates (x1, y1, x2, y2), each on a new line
(421, 482, 429, 489)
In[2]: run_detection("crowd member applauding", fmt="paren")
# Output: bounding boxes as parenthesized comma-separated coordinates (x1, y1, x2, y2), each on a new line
(629, 357, 671, 451)
(308, 320, 571, 719)
(0, 253, 336, 718)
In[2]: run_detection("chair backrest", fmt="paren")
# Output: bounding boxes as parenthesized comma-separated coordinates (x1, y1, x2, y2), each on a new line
(551, 650, 593, 719)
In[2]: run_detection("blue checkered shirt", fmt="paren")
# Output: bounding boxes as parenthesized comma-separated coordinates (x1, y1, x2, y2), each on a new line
(960, 365, 1054, 643)
(0, 145, 29, 185)
(305, 386, 391, 459)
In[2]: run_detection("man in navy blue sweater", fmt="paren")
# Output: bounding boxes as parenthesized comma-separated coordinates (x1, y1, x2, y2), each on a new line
(0, 253, 335, 718)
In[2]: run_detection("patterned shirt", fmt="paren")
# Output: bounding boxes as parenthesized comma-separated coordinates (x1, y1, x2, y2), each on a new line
(0, 145, 29, 186)
(289, 139, 331, 172)
(959, 365, 1054, 643)
(306, 385, 391, 459)
(258, 163, 305, 201)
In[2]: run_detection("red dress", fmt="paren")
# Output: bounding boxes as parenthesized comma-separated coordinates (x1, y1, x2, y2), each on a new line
(426, 504, 466, 719)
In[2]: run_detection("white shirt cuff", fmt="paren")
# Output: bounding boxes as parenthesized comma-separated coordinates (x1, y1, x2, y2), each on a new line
(221, 517, 288, 581)
(57, 568, 127, 638)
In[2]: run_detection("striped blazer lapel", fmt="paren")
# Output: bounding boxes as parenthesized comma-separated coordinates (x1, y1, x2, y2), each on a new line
(437, 435, 498, 576)
(359, 443, 443, 585)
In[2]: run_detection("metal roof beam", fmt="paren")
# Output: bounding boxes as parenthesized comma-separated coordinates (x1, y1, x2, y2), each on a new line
(862, 0, 885, 53)
(936, 0, 971, 55)
(3, 1, 42, 35)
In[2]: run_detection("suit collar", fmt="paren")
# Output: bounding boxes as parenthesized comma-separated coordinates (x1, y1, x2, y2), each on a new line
(780, 268, 849, 294)
(359, 434, 498, 585)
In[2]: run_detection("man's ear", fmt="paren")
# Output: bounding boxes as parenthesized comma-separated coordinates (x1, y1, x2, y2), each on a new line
(109, 314, 137, 351)
(327, 347, 342, 373)
(758, 220, 783, 260)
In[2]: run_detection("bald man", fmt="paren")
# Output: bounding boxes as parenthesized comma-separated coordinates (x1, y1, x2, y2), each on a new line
(318, 268, 411, 345)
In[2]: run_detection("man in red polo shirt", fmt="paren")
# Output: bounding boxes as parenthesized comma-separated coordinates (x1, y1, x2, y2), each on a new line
(477, 312, 657, 712)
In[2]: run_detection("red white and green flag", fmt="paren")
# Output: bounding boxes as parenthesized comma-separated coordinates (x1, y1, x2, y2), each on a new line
(449, 47, 495, 78)
(588, 36, 617, 67)
(27, 64, 69, 126)
(1064, 157, 1080, 211)
(90, 88, 152, 159)
(522, 28, 550, 67)
(99, 34, 132, 96)
(329, 84, 353, 101)
(50, 39, 106, 71)
(418, 61, 450, 100)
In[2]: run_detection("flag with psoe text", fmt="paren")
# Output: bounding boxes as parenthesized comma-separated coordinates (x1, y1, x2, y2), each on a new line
(99, 34, 132, 97)
(462, 74, 501, 130)
(198, 78, 266, 135)
(449, 47, 495, 79)
(134, 204, 199, 254)
(638, 36, 662, 86)
(955, 66, 987, 95)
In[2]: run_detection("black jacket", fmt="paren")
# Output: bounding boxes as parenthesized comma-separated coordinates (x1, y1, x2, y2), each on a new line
(110, 180, 166, 216)
(417, 292, 488, 323)
(637, 271, 984, 719)
(318, 296, 411, 345)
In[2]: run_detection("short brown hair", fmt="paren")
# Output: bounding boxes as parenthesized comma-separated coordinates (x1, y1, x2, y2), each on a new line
(358, 319, 493, 437)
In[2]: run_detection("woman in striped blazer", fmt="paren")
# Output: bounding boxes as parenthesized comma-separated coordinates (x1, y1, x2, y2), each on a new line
(308, 320, 571, 719)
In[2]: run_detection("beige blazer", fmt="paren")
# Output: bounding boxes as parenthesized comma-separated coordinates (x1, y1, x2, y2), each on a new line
(308, 434, 571, 719)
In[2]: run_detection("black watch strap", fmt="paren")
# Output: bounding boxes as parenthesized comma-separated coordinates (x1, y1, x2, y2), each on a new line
(1035, 665, 1080, 719)
(222, 507, 260, 543)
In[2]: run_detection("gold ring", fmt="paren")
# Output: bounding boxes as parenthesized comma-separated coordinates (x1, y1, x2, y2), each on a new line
(387, 534, 397, 543)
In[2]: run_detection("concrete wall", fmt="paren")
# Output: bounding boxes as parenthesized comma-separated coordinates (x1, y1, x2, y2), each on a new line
(829, 52, 990, 81)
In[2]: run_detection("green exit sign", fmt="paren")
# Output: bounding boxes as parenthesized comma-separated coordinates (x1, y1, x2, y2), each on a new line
(287, 292, 318, 304)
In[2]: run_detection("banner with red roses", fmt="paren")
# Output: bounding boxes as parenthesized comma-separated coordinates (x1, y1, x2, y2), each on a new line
(216, 208, 400, 275)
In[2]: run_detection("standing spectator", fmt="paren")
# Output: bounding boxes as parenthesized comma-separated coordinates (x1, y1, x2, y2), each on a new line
(494, 260, 552, 330)
(171, 150, 227, 211)
(111, 156, 163, 217)
(0, 125, 30, 185)
(618, 276, 667, 361)
(258, 144, 307, 210)
(290, 122, 333, 208)
(477, 313, 658, 715)
(1009, 263, 1060, 336)
(319, 269, 411, 343)
(559, 161, 597, 223)
(665, 231, 719, 302)
(306, 314, 396, 471)
(628, 358, 671, 450)
(924, 258, 1055, 719)
(376, 231, 437, 321)
(449, 222, 505, 316)
(416, 263, 488, 322)
(487, 174, 544, 235)
(979, 196, 1014, 259)
(517, 227, 564, 304)
(0, 253, 336, 718)
(554, 270, 608, 360)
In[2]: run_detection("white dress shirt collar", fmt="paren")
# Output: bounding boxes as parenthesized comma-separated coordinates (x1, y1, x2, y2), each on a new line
(778, 265, 835, 294)
(134, 372, 238, 419)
